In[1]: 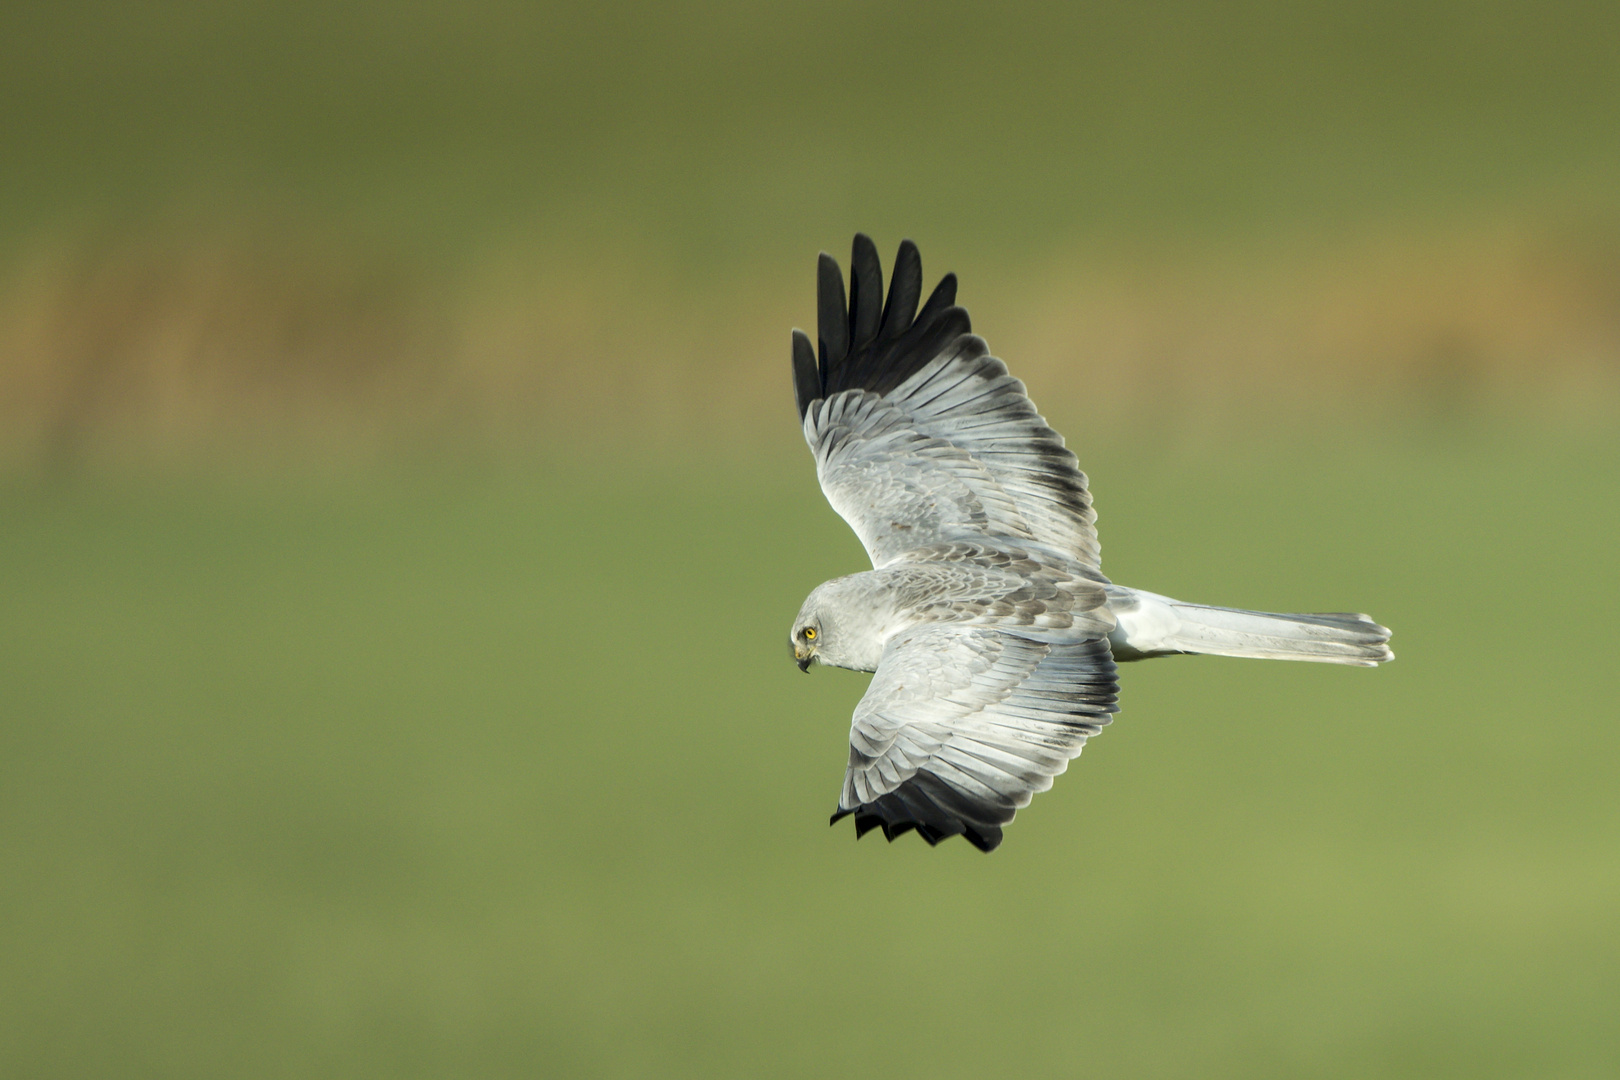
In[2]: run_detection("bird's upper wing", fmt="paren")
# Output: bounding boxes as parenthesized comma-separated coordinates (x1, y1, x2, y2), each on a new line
(834, 625, 1119, 852)
(794, 235, 1100, 570)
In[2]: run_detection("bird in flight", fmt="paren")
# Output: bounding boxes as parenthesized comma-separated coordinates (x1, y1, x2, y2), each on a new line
(790, 234, 1392, 852)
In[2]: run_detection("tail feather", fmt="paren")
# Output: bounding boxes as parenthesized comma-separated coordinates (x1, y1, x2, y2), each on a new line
(1108, 589, 1394, 667)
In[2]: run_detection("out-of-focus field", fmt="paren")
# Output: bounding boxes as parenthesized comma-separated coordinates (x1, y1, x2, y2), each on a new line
(3, 431, 1618, 1078)
(5, 1, 1620, 1075)
(4, 0, 1620, 465)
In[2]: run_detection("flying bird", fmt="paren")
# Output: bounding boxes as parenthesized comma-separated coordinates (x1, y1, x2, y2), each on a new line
(791, 234, 1392, 852)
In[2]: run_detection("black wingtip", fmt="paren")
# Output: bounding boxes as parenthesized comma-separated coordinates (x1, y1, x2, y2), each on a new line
(849, 234, 883, 353)
(917, 271, 958, 322)
(829, 770, 1010, 854)
(816, 252, 849, 384)
(962, 827, 1003, 853)
(880, 239, 923, 342)
(791, 329, 819, 419)
(799, 237, 975, 418)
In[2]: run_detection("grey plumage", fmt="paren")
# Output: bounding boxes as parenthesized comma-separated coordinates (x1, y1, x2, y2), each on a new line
(790, 235, 1392, 853)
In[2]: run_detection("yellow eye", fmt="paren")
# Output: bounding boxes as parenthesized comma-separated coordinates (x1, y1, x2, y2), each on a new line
(803, 627, 817, 640)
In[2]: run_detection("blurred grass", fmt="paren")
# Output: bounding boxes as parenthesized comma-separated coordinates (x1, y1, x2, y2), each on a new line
(3, 1, 1620, 467)
(5, 215, 1620, 471)
(3, 429, 1617, 1078)
(5, 3, 1620, 1075)
(5, 0, 1620, 257)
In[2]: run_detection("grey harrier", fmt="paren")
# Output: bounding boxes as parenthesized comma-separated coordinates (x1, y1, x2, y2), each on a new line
(790, 234, 1392, 852)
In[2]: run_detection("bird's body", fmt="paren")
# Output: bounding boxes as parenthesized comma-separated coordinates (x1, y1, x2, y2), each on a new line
(800, 543, 1110, 673)
(791, 236, 1391, 852)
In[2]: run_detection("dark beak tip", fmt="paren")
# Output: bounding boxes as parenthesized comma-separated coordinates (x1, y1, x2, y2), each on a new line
(797, 657, 811, 673)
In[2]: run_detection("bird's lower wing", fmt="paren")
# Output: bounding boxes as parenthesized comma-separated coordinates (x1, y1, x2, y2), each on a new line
(834, 626, 1118, 852)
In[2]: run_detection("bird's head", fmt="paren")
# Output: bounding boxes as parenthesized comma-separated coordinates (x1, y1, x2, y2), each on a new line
(791, 585, 843, 672)
(789, 613, 823, 672)
(790, 576, 891, 674)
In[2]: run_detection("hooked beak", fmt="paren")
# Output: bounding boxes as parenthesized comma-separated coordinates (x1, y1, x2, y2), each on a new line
(793, 644, 812, 672)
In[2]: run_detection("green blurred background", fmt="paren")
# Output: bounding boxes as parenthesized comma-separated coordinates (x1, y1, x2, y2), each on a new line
(3, 2, 1618, 1077)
